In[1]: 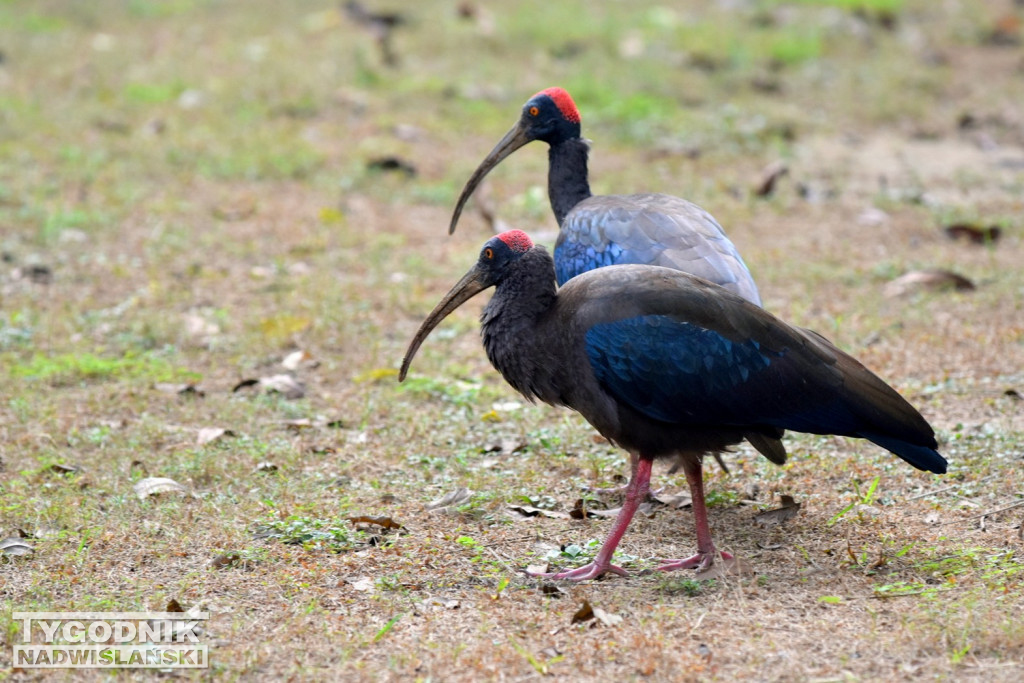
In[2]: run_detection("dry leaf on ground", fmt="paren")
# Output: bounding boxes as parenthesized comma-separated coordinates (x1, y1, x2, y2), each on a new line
(754, 494, 802, 527)
(232, 374, 306, 399)
(944, 223, 1001, 244)
(571, 600, 594, 625)
(1, 537, 34, 557)
(884, 270, 975, 298)
(197, 427, 235, 446)
(134, 477, 188, 500)
(507, 505, 571, 520)
(426, 487, 472, 510)
(347, 515, 405, 530)
(592, 607, 624, 627)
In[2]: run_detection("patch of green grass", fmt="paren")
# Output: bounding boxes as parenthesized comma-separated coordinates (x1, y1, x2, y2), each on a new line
(759, 0, 904, 12)
(769, 33, 822, 66)
(5, 351, 200, 385)
(0, 312, 34, 349)
(253, 515, 367, 552)
(122, 81, 185, 105)
(454, 535, 506, 574)
(658, 576, 713, 597)
(399, 376, 484, 407)
(542, 539, 638, 571)
(705, 488, 740, 507)
(916, 547, 1023, 589)
(828, 475, 880, 526)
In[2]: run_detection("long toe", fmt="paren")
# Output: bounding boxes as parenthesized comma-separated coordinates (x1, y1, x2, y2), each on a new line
(527, 561, 628, 581)
(656, 550, 734, 573)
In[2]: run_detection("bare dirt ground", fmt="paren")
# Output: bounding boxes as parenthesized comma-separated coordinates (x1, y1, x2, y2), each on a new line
(1, 1, 1023, 681)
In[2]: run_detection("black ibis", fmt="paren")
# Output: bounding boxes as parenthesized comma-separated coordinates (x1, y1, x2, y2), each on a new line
(400, 230, 946, 581)
(448, 87, 762, 305)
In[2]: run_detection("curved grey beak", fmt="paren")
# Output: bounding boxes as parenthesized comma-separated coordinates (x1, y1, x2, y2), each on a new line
(399, 264, 492, 381)
(448, 121, 532, 235)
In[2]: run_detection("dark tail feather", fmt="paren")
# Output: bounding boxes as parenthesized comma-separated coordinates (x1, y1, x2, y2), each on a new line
(746, 431, 787, 465)
(861, 432, 947, 474)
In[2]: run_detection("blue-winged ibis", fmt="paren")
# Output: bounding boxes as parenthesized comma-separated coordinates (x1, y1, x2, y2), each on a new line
(400, 230, 946, 581)
(449, 87, 761, 305)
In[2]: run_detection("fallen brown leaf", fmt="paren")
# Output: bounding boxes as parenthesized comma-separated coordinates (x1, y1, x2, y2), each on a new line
(571, 599, 595, 625)
(259, 374, 305, 399)
(754, 494, 802, 528)
(0, 537, 34, 557)
(884, 270, 975, 298)
(282, 349, 319, 370)
(133, 477, 187, 500)
(197, 427, 235, 446)
(482, 438, 527, 455)
(944, 223, 1001, 245)
(652, 491, 693, 509)
(154, 382, 205, 397)
(537, 582, 565, 597)
(232, 375, 306, 399)
(349, 577, 375, 592)
(366, 156, 416, 176)
(592, 606, 623, 627)
(507, 505, 571, 520)
(426, 487, 472, 510)
(347, 515, 405, 530)
(754, 160, 789, 197)
(210, 552, 241, 569)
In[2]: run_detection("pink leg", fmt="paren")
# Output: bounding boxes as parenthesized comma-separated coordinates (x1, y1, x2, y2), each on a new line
(528, 457, 653, 581)
(582, 453, 663, 496)
(656, 457, 732, 572)
(582, 452, 637, 495)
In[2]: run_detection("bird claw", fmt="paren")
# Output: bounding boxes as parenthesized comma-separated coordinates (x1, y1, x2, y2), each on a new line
(526, 561, 628, 581)
(656, 550, 734, 573)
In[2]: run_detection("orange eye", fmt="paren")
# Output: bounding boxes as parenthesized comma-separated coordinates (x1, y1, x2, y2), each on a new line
(529, 106, 539, 116)
(483, 247, 494, 259)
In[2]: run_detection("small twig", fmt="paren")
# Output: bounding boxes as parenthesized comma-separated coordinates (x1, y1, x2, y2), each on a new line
(687, 610, 708, 637)
(905, 474, 997, 501)
(906, 482, 962, 501)
(942, 500, 1024, 525)
(483, 535, 535, 548)
(871, 588, 953, 599)
(485, 545, 516, 574)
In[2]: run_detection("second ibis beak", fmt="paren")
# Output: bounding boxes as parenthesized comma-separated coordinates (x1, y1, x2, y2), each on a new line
(448, 121, 533, 235)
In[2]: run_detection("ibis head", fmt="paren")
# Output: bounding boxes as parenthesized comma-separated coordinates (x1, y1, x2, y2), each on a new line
(449, 89, 582, 235)
(400, 230, 534, 381)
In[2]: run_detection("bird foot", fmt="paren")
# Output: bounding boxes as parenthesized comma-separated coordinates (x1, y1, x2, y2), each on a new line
(526, 561, 628, 581)
(656, 550, 734, 573)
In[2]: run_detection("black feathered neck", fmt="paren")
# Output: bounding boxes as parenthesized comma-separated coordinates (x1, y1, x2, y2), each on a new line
(479, 247, 558, 401)
(547, 137, 593, 226)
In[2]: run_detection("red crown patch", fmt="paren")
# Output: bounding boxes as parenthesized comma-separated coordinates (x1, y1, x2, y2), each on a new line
(536, 87, 581, 124)
(497, 230, 534, 253)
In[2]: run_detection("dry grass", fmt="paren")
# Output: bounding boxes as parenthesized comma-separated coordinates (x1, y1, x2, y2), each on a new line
(1, 0, 1023, 680)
